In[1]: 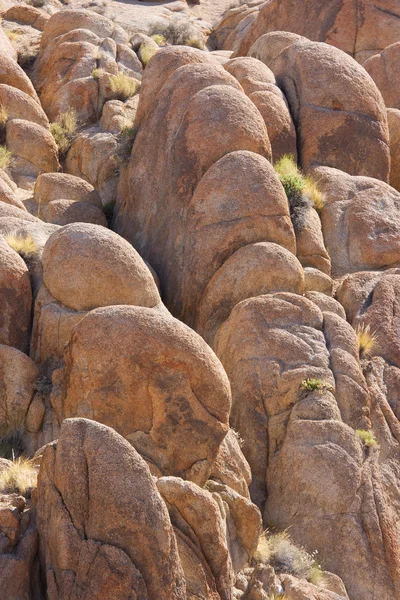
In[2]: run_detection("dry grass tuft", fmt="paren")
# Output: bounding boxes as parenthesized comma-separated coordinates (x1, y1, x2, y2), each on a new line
(5, 233, 38, 258)
(304, 176, 325, 212)
(300, 378, 333, 392)
(5, 30, 20, 42)
(255, 530, 323, 583)
(355, 323, 377, 358)
(253, 530, 271, 563)
(0, 144, 11, 170)
(140, 44, 159, 67)
(50, 109, 78, 156)
(0, 457, 37, 496)
(356, 429, 378, 448)
(275, 155, 325, 213)
(91, 67, 104, 80)
(108, 72, 138, 101)
(151, 33, 166, 46)
(150, 16, 205, 49)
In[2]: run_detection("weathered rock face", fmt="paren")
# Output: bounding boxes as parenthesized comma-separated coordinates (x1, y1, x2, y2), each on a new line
(249, 34, 390, 181)
(41, 223, 160, 312)
(51, 305, 231, 486)
(0, 240, 32, 353)
(364, 42, 400, 109)
(214, 292, 400, 600)
(387, 108, 400, 192)
(34, 10, 140, 124)
(337, 269, 400, 369)
(314, 166, 400, 276)
(0, 84, 48, 129)
(224, 57, 297, 162)
(0, 495, 39, 600)
(208, 1, 264, 51)
(64, 127, 120, 205)
(116, 47, 302, 340)
(230, 0, 400, 63)
(37, 418, 187, 600)
(30, 222, 161, 383)
(0, 345, 37, 437)
(6, 119, 60, 179)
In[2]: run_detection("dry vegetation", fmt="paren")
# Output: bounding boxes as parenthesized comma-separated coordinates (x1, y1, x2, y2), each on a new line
(108, 72, 138, 101)
(50, 108, 78, 156)
(5, 233, 38, 258)
(274, 154, 325, 212)
(150, 16, 205, 50)
(254, 530, 324, 584)
(0, 457, 37, 496)
(356, 429, 378, 448)
(0, 144, 11, 170)
(355, 324, 377, 358)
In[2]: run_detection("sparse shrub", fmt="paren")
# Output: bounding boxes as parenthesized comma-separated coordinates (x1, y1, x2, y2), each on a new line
(309, 562, 325, 586)
(151, 33, 166, 46)
(92, 67, 104, 80)
(108, 72, 138, 102)
(50, 108, 78, 156)
(0, 427, 26, 460)
(355, 323, 377, 358)
(274, 154, 325, 219)
(140, 44, 158, 67)
(253, 530, 270, 563)
(5, 30, 20, 42)
(5, 233, 38, 258)
(356, 429, 378, 448)
(150, 16, 205, 50)
(304, 176, 325, 212)
(118, 124, 138, 161)
(256, 530, 322, 582)
(300, 378, 333, 392)
(0, 144, 11, 170)
(0, 457, 37, 496)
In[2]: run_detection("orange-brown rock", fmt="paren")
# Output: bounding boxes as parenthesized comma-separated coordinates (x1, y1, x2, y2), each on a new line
(6, 119, 60, 175)
(4, 5, 49, 31)
(37, 417, 186, 599)
(0, 240, 32, 352)
(116, 48, 284, 336)
(196, 242, 304, 345)
(0, 84, 49, 129)
(387, 108, 400, 192)
(364, 42, 400, 109)
(34, 173, 101, 208)
(232, 0, 400, 63)
(41, 223, 160, 311)
(315, 166, 400, 276)
(337, 269, 400, 368)
(0, 344, 37, 436)
(51, 306, 231, 485)
(65, 128, 119, 204)
(157, 476, 235, 599)
(224, 57, 297, 161)
(249, 34, 390, 181)
(40, 199, 107, 227)
(215, 292, 400, 600)
(0, 53, 39, 102)
(0, 504, 38, 600)
(39, 9, 127, 50)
